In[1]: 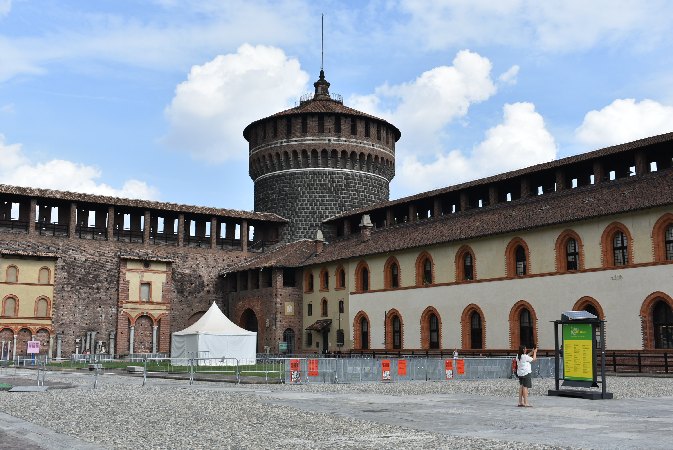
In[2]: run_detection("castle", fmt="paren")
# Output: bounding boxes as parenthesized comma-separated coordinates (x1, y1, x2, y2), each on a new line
(1, 70, 672, 358)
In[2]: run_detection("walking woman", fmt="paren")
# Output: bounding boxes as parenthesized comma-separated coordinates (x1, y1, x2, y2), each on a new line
(517, 344, 537, 407)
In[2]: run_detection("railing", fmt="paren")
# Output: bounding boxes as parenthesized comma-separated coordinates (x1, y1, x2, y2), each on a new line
(150, 231, 178, 245)
(113, 229, 144, 243)
(605, 351, 671, 374)
(0, 218, 29, 232)
(36, 222, 69, 237)
(75, 225, 107, 240)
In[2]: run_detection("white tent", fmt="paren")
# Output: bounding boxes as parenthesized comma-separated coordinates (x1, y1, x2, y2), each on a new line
(171, 302, 257, 365)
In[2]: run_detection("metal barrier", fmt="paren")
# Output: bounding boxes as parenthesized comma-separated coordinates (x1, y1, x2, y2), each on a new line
(281, 357, 558, 384)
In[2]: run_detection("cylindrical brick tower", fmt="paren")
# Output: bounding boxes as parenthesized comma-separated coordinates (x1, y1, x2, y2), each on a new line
(244, 70, 400, 241)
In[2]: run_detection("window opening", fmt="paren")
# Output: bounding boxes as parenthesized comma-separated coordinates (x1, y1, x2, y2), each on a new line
(361, 267, 369, 291)
(360, 317, 369, 349)
(429, 313, 439, 349)
(301, 116, 308, 133)
(515, 246, 527, 276)
(321, 299, 328, 317)
(391, 263, 399, 288)
(364, 121, 370, 137)
(653, 300, 673, 349)
(38, 268, 50, 284)
(470, 312, 483, 349)
(318, 114, 324, 133)
(463, 253, 473, 281)
(140, 283, 151, 302)
(566, 238, 579, 271)
(350, 118, 357, 135)
(36, 298, 48, 316)
(666, 225, 673, 261)
(423, 259, 432, 284)
(339, 300, 344, 314)
(334, 115, 341, 133)
(613, 231, 628, 266)
(392, 316, 401, 349)
(308, 303, 313, 316)
(3, 297, 16, 317)
(519, 309, 534, 348)
(306, 332, 313, 347)
(286, 117, 292, 136)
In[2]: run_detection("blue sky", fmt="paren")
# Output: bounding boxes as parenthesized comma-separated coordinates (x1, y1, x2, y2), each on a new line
(1, 0, 672, 212)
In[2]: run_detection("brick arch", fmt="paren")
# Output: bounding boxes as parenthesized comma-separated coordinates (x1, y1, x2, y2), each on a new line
(508, 300, 538, 350)
(572, 296, 605, 320)
(334, 265, 346, 289)
(5, 264, 18, 283)
(134, 314, 154, 354)
(505, 237, 531, 278)
(420, 306, 442, 350)
(352, 311, 371, 350)
(385, 308, 404, 350)
(652, 213, 673, 262)
(2, 294, 19, 317)
(34, 328, 51, 354)
(34, 296, 51, 317)
(383, 256, 401, 289)
(16, 328, 32, 357)
(461, 304, 486, 350)
(640, 291, 673, 349)
(555, 229, 585, 272)
(38, 266, 51, 284)
(600, 221, 634, 267)
(455, 244, 476, 282)
(304, 269, 314, 293)
(415, 251, 434, 286)
(354, 260, 370, 292)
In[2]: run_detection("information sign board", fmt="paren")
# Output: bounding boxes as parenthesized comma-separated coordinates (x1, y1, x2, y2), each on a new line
(398, 359, 407, 376)
(308, 359, 319, 377)
(381, 359, 391, 381)
(289, 359, 301, 383)
(563, 323, 594, 381)
(456, 359, 465, 375)
(27, 341, 40, 354)
(444, 359, 454, 380)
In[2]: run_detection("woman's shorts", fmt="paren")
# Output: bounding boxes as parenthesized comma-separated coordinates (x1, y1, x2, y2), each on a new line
(518, 374, 532, 388)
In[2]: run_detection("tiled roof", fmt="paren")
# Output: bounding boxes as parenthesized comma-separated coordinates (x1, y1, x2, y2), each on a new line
(305, 319, 332, 332)
(0, 184, 287, 223)
(243, 98, 401, 141)
(307, 169, 673, 265)
(221, 239, 317, 273)
(325, 131, 673, 222)
(1, 250, 58, 258)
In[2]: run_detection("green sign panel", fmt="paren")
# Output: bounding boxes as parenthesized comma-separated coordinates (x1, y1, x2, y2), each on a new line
(562, 323, 594, 381)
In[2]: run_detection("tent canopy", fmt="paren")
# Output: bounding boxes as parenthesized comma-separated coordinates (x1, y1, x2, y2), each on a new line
(171, 303, 257, 365)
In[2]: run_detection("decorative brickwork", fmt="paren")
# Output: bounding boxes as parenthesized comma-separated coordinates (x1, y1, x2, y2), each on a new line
(600, 222, 634, 267)
(508, 300, 538, 350)
(505, 237, 530, 278)
(639, 291, 673, 349)
(461, 304, 486, 350)
(652, 213, 673, 262)
(354, 260, 370, 293)
(420, 306, 442, 350)
(572, 296, 605, 319)
(554, 229, 585, 272)
(454, 245, 476, 282)
(352, 310, 370, 350)
(383, 256, 401, 289)
(385, 308, 404, 350)
(414, 251, 434, 286)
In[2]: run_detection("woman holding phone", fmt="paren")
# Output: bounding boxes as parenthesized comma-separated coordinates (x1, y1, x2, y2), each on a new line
(517, 344, 537, 407)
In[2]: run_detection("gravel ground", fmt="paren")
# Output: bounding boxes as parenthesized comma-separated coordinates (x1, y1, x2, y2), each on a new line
(1, 370, 671, 450)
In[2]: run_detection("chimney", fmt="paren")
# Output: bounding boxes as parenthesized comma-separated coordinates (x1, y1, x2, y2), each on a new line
(314, 229, 325, 254)
(359, 214, 373, 242)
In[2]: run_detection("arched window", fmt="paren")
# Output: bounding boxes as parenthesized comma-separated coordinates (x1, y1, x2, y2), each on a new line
(415, 252, 434, 286)
(6, 265, 17, 283)
(601, 222, 632, 267)
(383, 256, 400, 289)
(506, 238, 530, 278)
(573, 296, 605, 321)
(613, 231, 628, 266)
(2, 296, 17, 317)
(360, 316, 369, 350)
(38, 267, 50, 284)
(652, 214, 673, 262)
(429, 314, 439, 349)
(355, 261, 370, 292)
(520, 309, 534, 348)
(335, 266, 346, 289)
(319, 268, 329, 291)
(35, 297, 49, 317)
(653, 301, 673, 349)
(392, 315, 402, 349)
(321, 298, 328, 317)
(455, 245, 476, 282)
(470, 312, 483, 349)
(304, 271, 314, 293)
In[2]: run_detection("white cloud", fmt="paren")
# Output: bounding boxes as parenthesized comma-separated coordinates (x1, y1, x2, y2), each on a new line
(575, 98, 673, 147)
(498, 65, 519, 85)
(0, 135, 159, 199)
(399, 0, 671, 52)
(350, 50, 497, 156)
(163, 44, 309, 162)
(395, 102, 557, 193)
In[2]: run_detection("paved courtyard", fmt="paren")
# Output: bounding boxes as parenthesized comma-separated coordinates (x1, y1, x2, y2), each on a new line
(1, 368, 672, 449)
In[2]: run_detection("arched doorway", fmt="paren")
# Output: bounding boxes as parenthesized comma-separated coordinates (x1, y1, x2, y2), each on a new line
(134, 315, 153, 354)
(283, 328, 296, 354)
(240, 308, 259, 352)
(653, 300, 673, 349)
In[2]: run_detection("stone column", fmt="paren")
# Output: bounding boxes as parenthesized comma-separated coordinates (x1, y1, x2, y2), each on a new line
(28, 198, 37, 235)
(433, 198, 442, 218)
(386, 208, 394, 227)
(177, 214, 185, 247)
(56, 333, 62, 359)
(555, 169, 567, 191)
(459, 192, 469, 211)
(152, 325, 158, 353)
(109, 331, 116, 358)
(143, 210, 151, 245)
(635, 150, 648, 176)
(48, 334, 54, 359)
(408, 204, 416, 222)
(210, 217, 217, 249)
(241, 220, 248, 252)
(12, 334, 17, 361)
(129, 326, 135, 354)
(520, 178, 531, 198)
(90, 331, 96, 354)
(84, 332, 90, 353)
(68, 203, 77, 238)
(107, 206, 114, 240)
(593, 160, 604, 184)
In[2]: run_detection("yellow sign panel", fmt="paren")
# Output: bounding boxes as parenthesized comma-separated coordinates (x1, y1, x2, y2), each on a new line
(562, 323, 594, 381)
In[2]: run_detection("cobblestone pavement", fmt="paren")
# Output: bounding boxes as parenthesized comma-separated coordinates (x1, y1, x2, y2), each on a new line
(1, 369, 672, 449)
